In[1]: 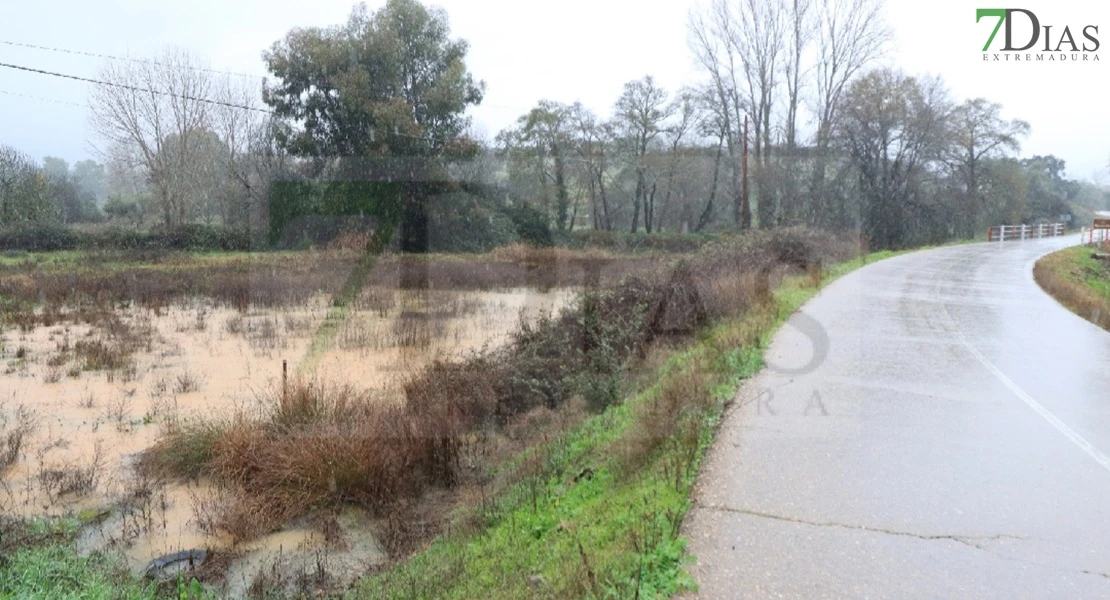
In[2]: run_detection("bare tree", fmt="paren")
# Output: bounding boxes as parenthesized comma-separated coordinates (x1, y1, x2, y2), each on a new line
(689, 10, 747, 228)
(783, 0, 814, 150)
(655, 90, 700, 232)
(89, 48, 215, 227)
(569, 104, 614, 231)
(810, 0, 891, 226)
(613, 76, 673, 233)
(689, 0, 784, 227)
(813, 0, 890, 149)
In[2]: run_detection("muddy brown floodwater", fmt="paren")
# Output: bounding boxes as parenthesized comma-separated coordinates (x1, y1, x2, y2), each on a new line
(0, 286, 572, 594)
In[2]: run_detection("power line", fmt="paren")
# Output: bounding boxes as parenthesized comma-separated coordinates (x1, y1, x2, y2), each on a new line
(0, 61, 272, 114)
(0, 89, 86, 108)
(0, 39, 264, 80)
(0, 59, 477, 143)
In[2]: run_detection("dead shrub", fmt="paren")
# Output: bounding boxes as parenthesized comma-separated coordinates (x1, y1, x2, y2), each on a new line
(143, 379, 464, 542)
(42, 367, 62, 384)
(174, 369, 204, 394)
(192, 484, 309, 542)
(1, 404, 39, 469)
(37, 441, 104, 501)
(103, 394, 132, 428)
(391, 312, 448, 348)
(74, 338, 132, 371)
(356, 287, 396, 317)
(45, 352, 68, 367)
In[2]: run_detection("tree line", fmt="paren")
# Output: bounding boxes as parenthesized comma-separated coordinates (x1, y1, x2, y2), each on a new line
(1, 0, 1107, 251)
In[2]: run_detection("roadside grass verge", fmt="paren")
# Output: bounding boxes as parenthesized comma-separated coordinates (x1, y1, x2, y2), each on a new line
(1034, 246, 1110, 330)
(351, 242, 887, 599)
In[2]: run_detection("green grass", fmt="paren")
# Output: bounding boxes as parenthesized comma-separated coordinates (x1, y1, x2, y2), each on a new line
(0, 517, 212, 600)
(1034, 245, 1110, 330)
(1050, 246, 1110, 299)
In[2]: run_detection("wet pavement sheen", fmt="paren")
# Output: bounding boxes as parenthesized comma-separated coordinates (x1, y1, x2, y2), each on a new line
(682, 237, 1110, 599)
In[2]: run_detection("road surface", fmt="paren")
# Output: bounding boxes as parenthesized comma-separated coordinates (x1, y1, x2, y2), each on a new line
(682, 237, 1110, 598)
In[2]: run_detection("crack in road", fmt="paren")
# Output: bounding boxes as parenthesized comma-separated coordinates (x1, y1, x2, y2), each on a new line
(696, 502, 1110, 584)
(696, 502, 1024, 550)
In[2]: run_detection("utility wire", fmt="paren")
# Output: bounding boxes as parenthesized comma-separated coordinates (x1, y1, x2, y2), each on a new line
(0, 60, 488, 143)
(0, 39, 264, 80)
(0, 89, 86, 108)
(0, 61, 273, 113)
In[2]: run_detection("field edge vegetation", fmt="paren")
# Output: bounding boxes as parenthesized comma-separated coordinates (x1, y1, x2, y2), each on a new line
(348, 247, 900, 599)
(1034, 245, 1110, 331)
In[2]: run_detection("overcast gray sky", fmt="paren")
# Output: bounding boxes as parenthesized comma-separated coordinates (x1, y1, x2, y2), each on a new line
(1, 0, 1108, 180)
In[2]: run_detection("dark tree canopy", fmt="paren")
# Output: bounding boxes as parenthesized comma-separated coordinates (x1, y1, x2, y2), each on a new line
(263, 0, 485, 162)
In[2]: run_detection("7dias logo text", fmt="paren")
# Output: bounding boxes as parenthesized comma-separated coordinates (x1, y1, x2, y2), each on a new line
(977, 8, 1100, 61)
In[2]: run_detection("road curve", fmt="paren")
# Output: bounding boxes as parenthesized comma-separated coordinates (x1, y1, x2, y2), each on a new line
(682, 236, 1110, 599)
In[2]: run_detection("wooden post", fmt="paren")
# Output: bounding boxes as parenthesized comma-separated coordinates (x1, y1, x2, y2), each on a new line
(282, 359, 288, 397)
(741, 115, 751, 230)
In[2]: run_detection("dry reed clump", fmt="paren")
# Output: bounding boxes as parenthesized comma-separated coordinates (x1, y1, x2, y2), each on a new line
(73, 338, 132, 371)
(141, 379, 471, 541)
(1, 403, 39, 470)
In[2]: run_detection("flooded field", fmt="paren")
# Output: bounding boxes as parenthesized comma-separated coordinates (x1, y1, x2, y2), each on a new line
(0, 282, 571, 593)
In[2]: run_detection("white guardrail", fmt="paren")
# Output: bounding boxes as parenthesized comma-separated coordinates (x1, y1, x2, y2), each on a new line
(1080, 227, 1110, 245)
(987, 223, 1065, 242)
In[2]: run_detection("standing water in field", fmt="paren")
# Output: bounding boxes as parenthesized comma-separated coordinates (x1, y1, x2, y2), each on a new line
(0, 284, 571, 593)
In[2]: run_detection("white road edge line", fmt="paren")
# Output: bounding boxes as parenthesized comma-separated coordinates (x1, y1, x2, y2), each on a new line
(961, 340, 1110, 473)
(940, 244, 1110, 475)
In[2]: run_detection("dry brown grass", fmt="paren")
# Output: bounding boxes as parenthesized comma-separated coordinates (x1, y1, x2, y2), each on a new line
(142, 378, 470, 542)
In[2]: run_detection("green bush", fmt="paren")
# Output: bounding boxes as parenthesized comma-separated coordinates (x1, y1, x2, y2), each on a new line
(0, 223, 84, 251)
(0, 223, 253, 252)
(504, 205, 553, 247)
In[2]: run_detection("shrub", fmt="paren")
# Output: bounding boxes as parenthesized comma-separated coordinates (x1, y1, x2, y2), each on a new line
(0, 223, 253, 253)
(139, 421, 226, 479)
(0, 223, 83, 251)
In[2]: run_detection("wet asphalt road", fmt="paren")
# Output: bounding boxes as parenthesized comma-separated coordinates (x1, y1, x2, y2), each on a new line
(682, 237, 1110, 599)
